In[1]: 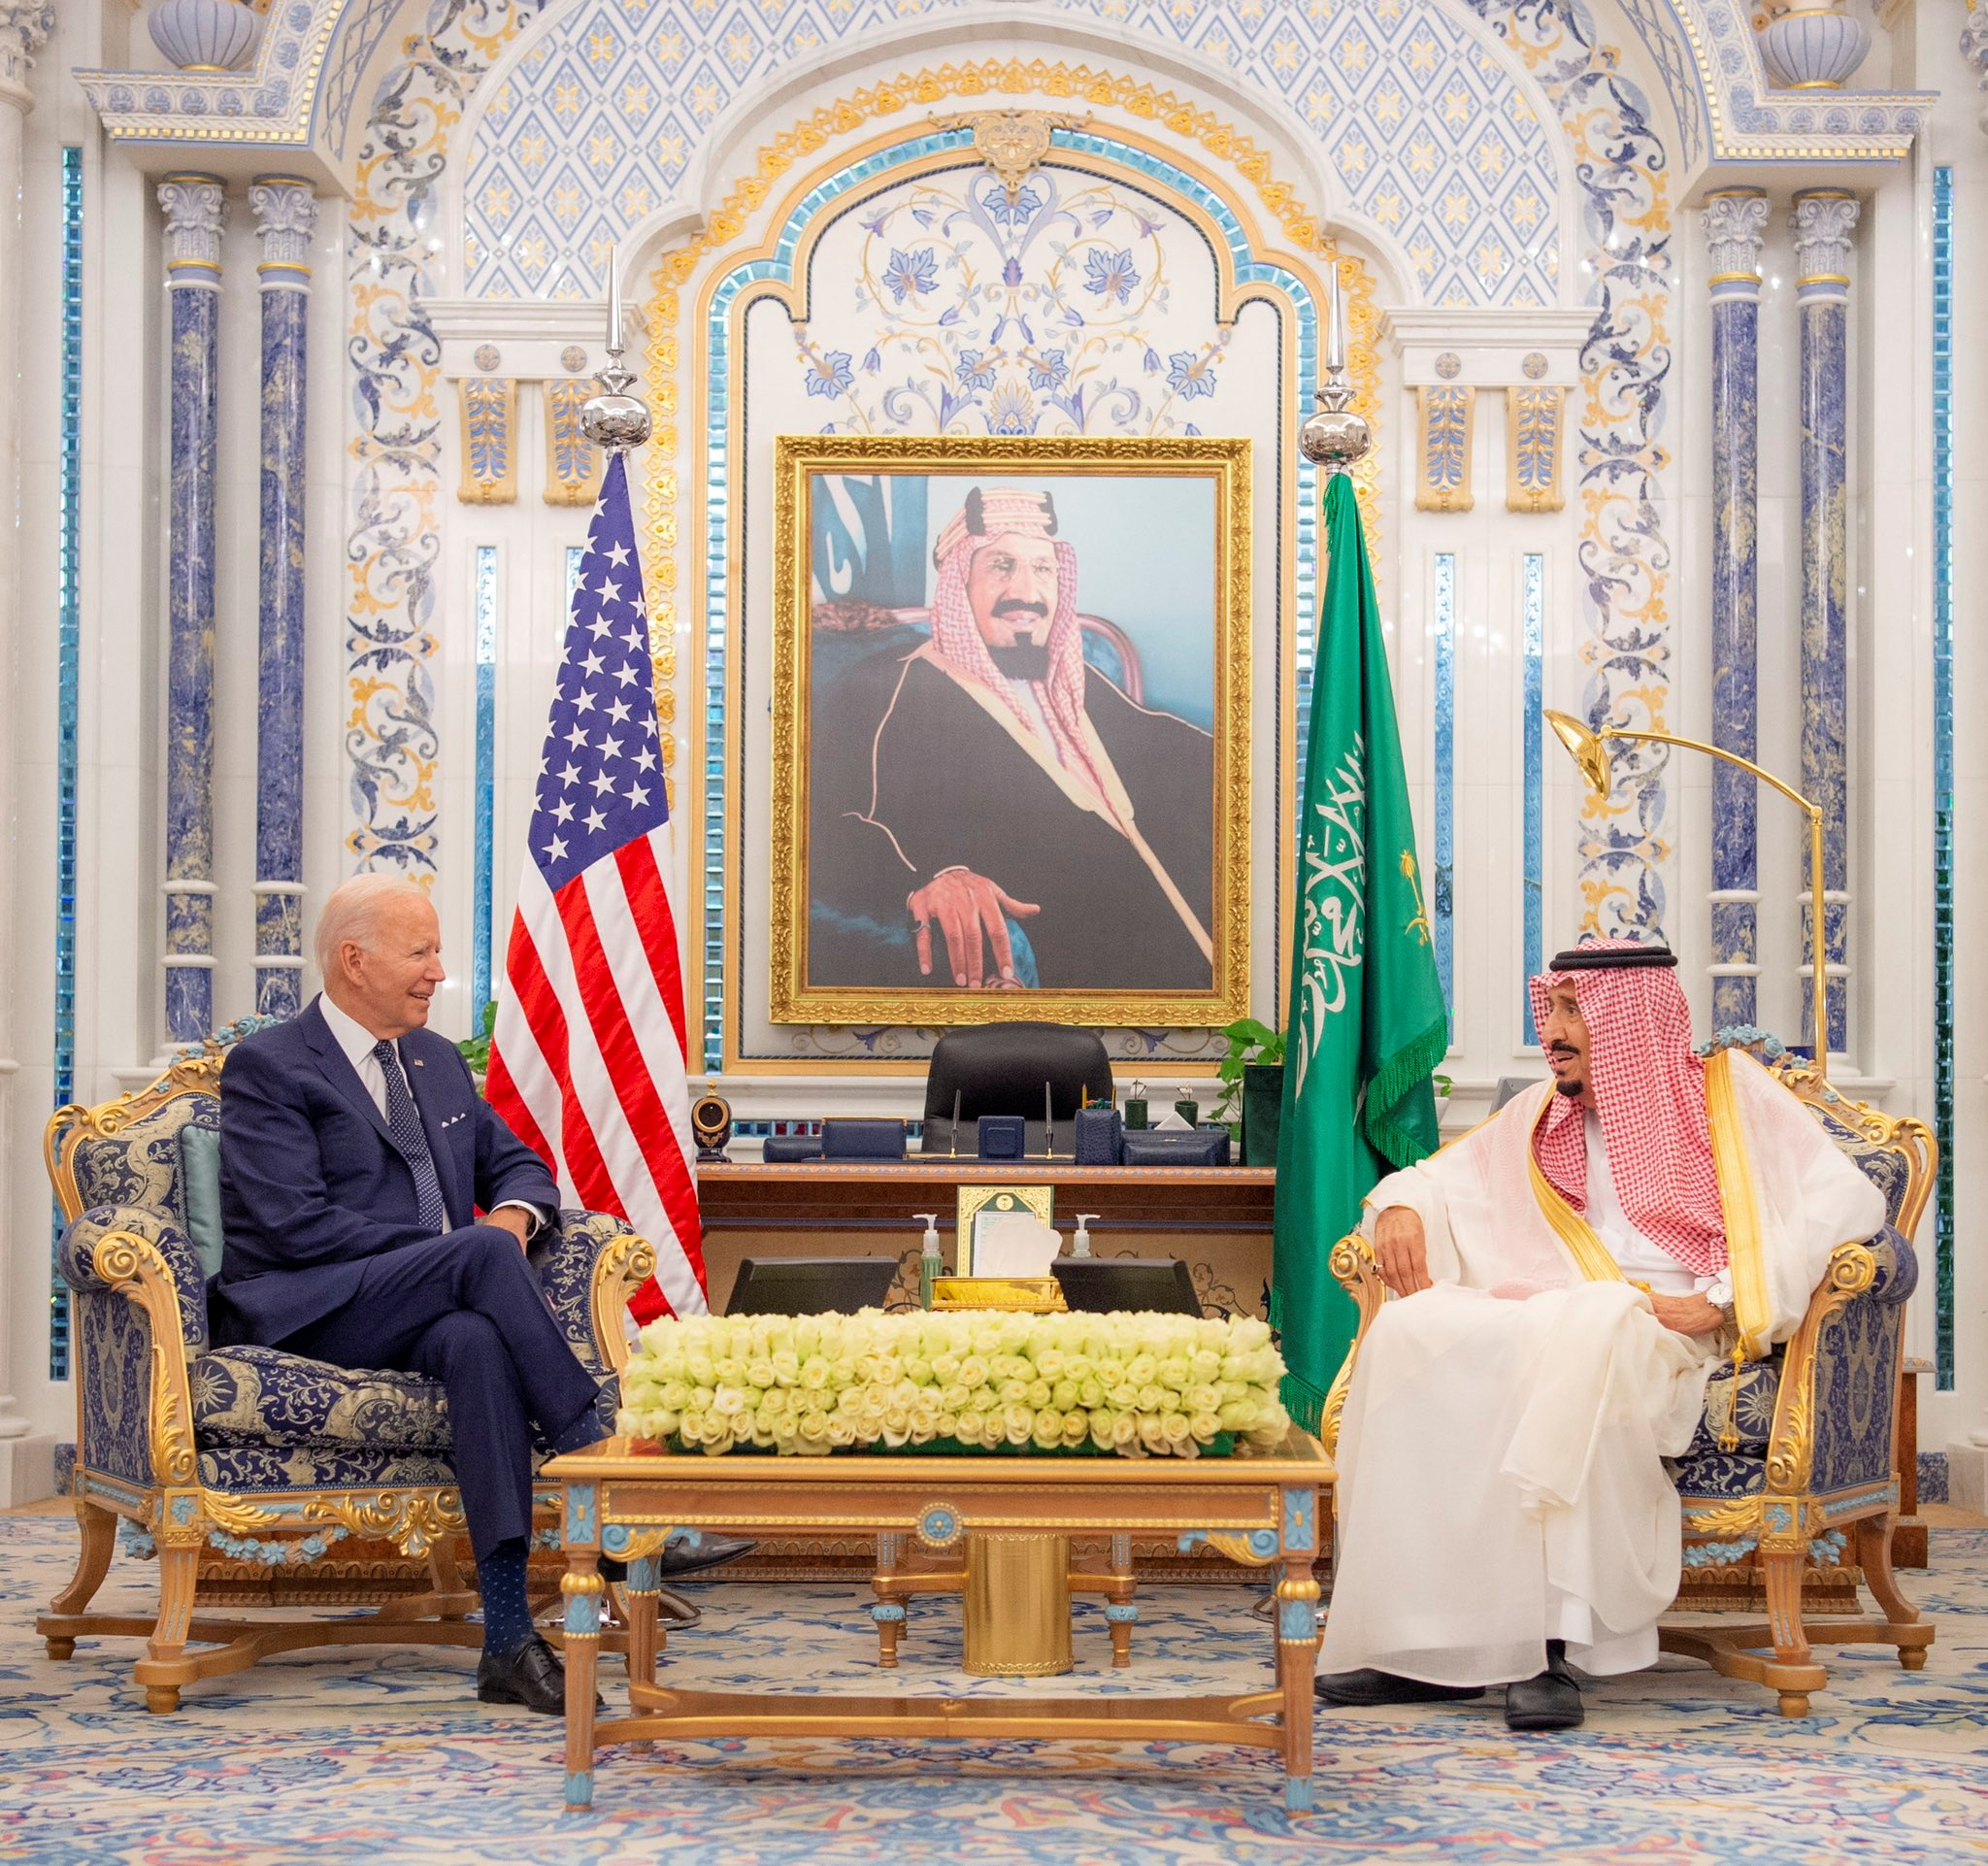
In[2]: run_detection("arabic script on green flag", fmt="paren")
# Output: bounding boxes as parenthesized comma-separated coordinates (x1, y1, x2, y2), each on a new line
(1270, 474, 1448, 1433)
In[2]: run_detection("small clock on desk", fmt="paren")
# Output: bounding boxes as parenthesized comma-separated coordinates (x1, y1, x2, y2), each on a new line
(690, 1092, 732, 1163)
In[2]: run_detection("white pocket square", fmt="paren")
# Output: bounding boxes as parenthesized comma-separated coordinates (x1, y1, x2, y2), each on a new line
(440, 1112, 468, 1129)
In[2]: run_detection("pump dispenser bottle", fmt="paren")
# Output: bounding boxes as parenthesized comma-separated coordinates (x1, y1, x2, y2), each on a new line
(915, 1213, 943, 1308)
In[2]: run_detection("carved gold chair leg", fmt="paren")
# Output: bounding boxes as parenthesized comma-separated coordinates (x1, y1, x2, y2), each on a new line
(44, 1501, 117, 1655)
(1854, 1516, 1933, 1670)
(135, 1541, 202, 1714)
(1860, 1512, 1924, 1654)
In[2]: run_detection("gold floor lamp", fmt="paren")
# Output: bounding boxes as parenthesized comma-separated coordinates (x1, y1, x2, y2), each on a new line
(1541, 710, 1832, 1084)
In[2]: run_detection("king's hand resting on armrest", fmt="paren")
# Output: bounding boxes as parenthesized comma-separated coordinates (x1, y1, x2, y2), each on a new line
(1372, 1205, 1432, 1297)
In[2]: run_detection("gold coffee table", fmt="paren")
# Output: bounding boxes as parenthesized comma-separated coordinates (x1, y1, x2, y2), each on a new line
(544, 1431, 1332, 1814)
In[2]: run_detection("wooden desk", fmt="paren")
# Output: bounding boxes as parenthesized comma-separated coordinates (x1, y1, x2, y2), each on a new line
(695, 1161, 1277, 1321)
(698, 1160, 1276, 1230)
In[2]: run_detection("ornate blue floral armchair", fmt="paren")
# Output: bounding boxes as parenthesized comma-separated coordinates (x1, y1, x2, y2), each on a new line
(1322, 1050, 1934, 1716)
(35, 1043, 655, 1713)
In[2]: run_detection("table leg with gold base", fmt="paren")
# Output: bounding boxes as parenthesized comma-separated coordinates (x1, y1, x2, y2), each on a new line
(561, 1560, 603, 1813)
(1275, 1558, 1321, 1813)
(624, 1554, 662, 1749)
(964, 1532, 1073, 1677)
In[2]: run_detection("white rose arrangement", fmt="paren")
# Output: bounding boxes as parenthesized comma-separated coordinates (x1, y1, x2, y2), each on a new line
(615, 1310, 1290, 1459)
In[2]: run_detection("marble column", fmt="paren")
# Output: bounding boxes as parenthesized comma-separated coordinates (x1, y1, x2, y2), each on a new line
(1792, 189, 1859, 1058)
(158, 177, 224, 1044)
(0, 3, 54, 1466)
(249, 179, 316, 1018)
(1705, 189, 1769, 1031)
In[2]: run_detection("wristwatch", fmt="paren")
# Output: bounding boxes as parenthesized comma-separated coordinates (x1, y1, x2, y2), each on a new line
(1705, 1270, 1736, 1329)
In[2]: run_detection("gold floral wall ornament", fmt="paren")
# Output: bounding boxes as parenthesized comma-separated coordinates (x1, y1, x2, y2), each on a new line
(1505, 384, 1567, 513)
(1414, 385, 1474, 513)
(542, 378, 605, 508)
(455, 375, 517, 505)
(932, 107, 1091, 203)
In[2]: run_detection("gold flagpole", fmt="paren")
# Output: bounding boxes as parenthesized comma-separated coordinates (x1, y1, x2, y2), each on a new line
(1541, 711, 1831, 1083)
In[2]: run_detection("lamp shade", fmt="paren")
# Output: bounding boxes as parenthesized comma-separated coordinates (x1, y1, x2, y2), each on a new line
(1542, 708, 1613, 799)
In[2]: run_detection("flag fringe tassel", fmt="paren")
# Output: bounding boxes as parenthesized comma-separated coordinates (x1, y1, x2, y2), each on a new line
(1363, 1015, 1450, 1171)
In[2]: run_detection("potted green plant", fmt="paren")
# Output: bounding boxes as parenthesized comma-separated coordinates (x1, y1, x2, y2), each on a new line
(458, 1000, 497, 1088)
(1209, 1017, 1285, 1166)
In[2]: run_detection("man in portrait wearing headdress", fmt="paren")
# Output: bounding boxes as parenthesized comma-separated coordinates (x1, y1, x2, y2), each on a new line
(808, 485, 1215, 992)
(1313, 939, 1888, 1731)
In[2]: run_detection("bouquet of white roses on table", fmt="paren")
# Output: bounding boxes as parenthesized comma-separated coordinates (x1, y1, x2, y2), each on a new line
(614, 1309, 1290, 1459)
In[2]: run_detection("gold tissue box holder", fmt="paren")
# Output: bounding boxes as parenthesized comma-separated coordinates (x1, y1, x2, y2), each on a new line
(929, 1276, 1068, 1313)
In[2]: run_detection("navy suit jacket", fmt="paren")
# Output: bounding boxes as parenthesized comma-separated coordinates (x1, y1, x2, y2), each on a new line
(213, 998, 561, 1347)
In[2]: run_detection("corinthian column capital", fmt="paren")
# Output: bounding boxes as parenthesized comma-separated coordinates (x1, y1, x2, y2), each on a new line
(1965, 7, 1988, 137)
(159, 176, 226, 286)
(0, 3, 52, 114)
(1704, 190, 1768, 296)
(1790, 190, 1861, 286)
(248, 177, 319, 286)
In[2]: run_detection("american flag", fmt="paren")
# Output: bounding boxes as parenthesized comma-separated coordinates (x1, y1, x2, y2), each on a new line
(486, 451, 706, 1324)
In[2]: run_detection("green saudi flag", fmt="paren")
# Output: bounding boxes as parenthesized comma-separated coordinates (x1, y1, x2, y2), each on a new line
(1270, 473, 1448, 1432)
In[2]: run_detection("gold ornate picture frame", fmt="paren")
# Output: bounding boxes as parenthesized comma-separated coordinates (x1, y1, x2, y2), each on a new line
(955, 1183, 1057, 1277)
(770, 433, 1251, 1029)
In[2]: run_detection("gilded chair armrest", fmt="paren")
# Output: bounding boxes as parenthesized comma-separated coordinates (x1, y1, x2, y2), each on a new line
(60, 1216, 202, 1491)
(1318, 1231, 1390, 1458)
(537, 1209, 655, 1381)
(1764, 1235, 1888, 1495)
(1328, 1231, 1390, 1342)
(60, 1204, 208, 1349)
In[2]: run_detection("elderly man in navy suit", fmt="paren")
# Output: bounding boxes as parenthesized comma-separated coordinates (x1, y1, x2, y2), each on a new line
(213, 874, 747, 1713)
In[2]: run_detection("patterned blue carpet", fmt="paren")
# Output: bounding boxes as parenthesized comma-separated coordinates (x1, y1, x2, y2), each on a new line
(2, 1514, 1984, 1864)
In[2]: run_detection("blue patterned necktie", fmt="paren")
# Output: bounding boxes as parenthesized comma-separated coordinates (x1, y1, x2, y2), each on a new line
(373, 1039, 447, 1233)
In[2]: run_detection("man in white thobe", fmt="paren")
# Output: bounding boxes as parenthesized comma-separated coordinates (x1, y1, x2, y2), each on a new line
(1314, 938, 1886, 1730)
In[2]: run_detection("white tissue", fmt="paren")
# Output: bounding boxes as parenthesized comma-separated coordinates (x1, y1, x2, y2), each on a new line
(972, 1212, 1063, 1278)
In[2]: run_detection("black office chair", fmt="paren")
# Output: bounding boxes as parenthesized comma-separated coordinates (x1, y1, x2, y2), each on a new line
(920, 1021, 1113, 1154)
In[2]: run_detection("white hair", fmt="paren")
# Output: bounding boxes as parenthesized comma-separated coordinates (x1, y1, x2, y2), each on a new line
(313, 874, 435, 982)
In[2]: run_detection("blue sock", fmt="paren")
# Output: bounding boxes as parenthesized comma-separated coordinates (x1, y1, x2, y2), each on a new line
(479, 1538, 536, 1655)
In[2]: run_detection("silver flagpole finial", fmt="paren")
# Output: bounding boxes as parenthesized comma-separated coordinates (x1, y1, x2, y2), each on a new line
(581, 242, 651, 451)
(1299, 254, 1371, 473)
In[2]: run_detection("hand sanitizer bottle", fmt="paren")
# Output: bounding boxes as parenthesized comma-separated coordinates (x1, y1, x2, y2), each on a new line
(1072, 1214, 1099, 1258)
(915, 1214, 943, 1309)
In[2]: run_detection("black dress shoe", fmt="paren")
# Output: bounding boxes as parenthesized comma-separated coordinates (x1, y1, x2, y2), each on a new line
(476, 1636, 602, 1716)
(1313, 1668, 1486, 1707)
(1505, 1643, 1584, 1732)
(596, 1534, 755, 1584)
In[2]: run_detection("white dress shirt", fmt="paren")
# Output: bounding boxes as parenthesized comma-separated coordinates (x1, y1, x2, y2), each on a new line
(318, 993, 545, 1237)
(1582, 1109, 1731, 1307)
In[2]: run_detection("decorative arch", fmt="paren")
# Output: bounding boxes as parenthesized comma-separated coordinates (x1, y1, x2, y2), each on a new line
(628, 89, 1383, 1066)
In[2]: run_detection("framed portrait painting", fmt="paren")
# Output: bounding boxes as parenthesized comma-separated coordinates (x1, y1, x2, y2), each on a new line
(770, 434, 1251, 1028)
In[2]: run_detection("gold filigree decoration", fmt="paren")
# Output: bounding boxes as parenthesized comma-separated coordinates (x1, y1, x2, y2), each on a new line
(1198, 1530, 1280, 1568)
(89, 1234, 199, 1490)
(1764, 1238, 1875, 1493)
(591, 1232, 656, 1374)
(1320, 1232, 1385, 1456)
(932, 107, 1089, 202)
(1680, 1497, 1762, 1539)
(201, 1486, 470, 1558)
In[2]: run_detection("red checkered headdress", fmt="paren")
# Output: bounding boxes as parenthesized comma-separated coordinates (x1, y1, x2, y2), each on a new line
(928, 488, 1115, 808)
(1526, 937, 1727, 1277)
